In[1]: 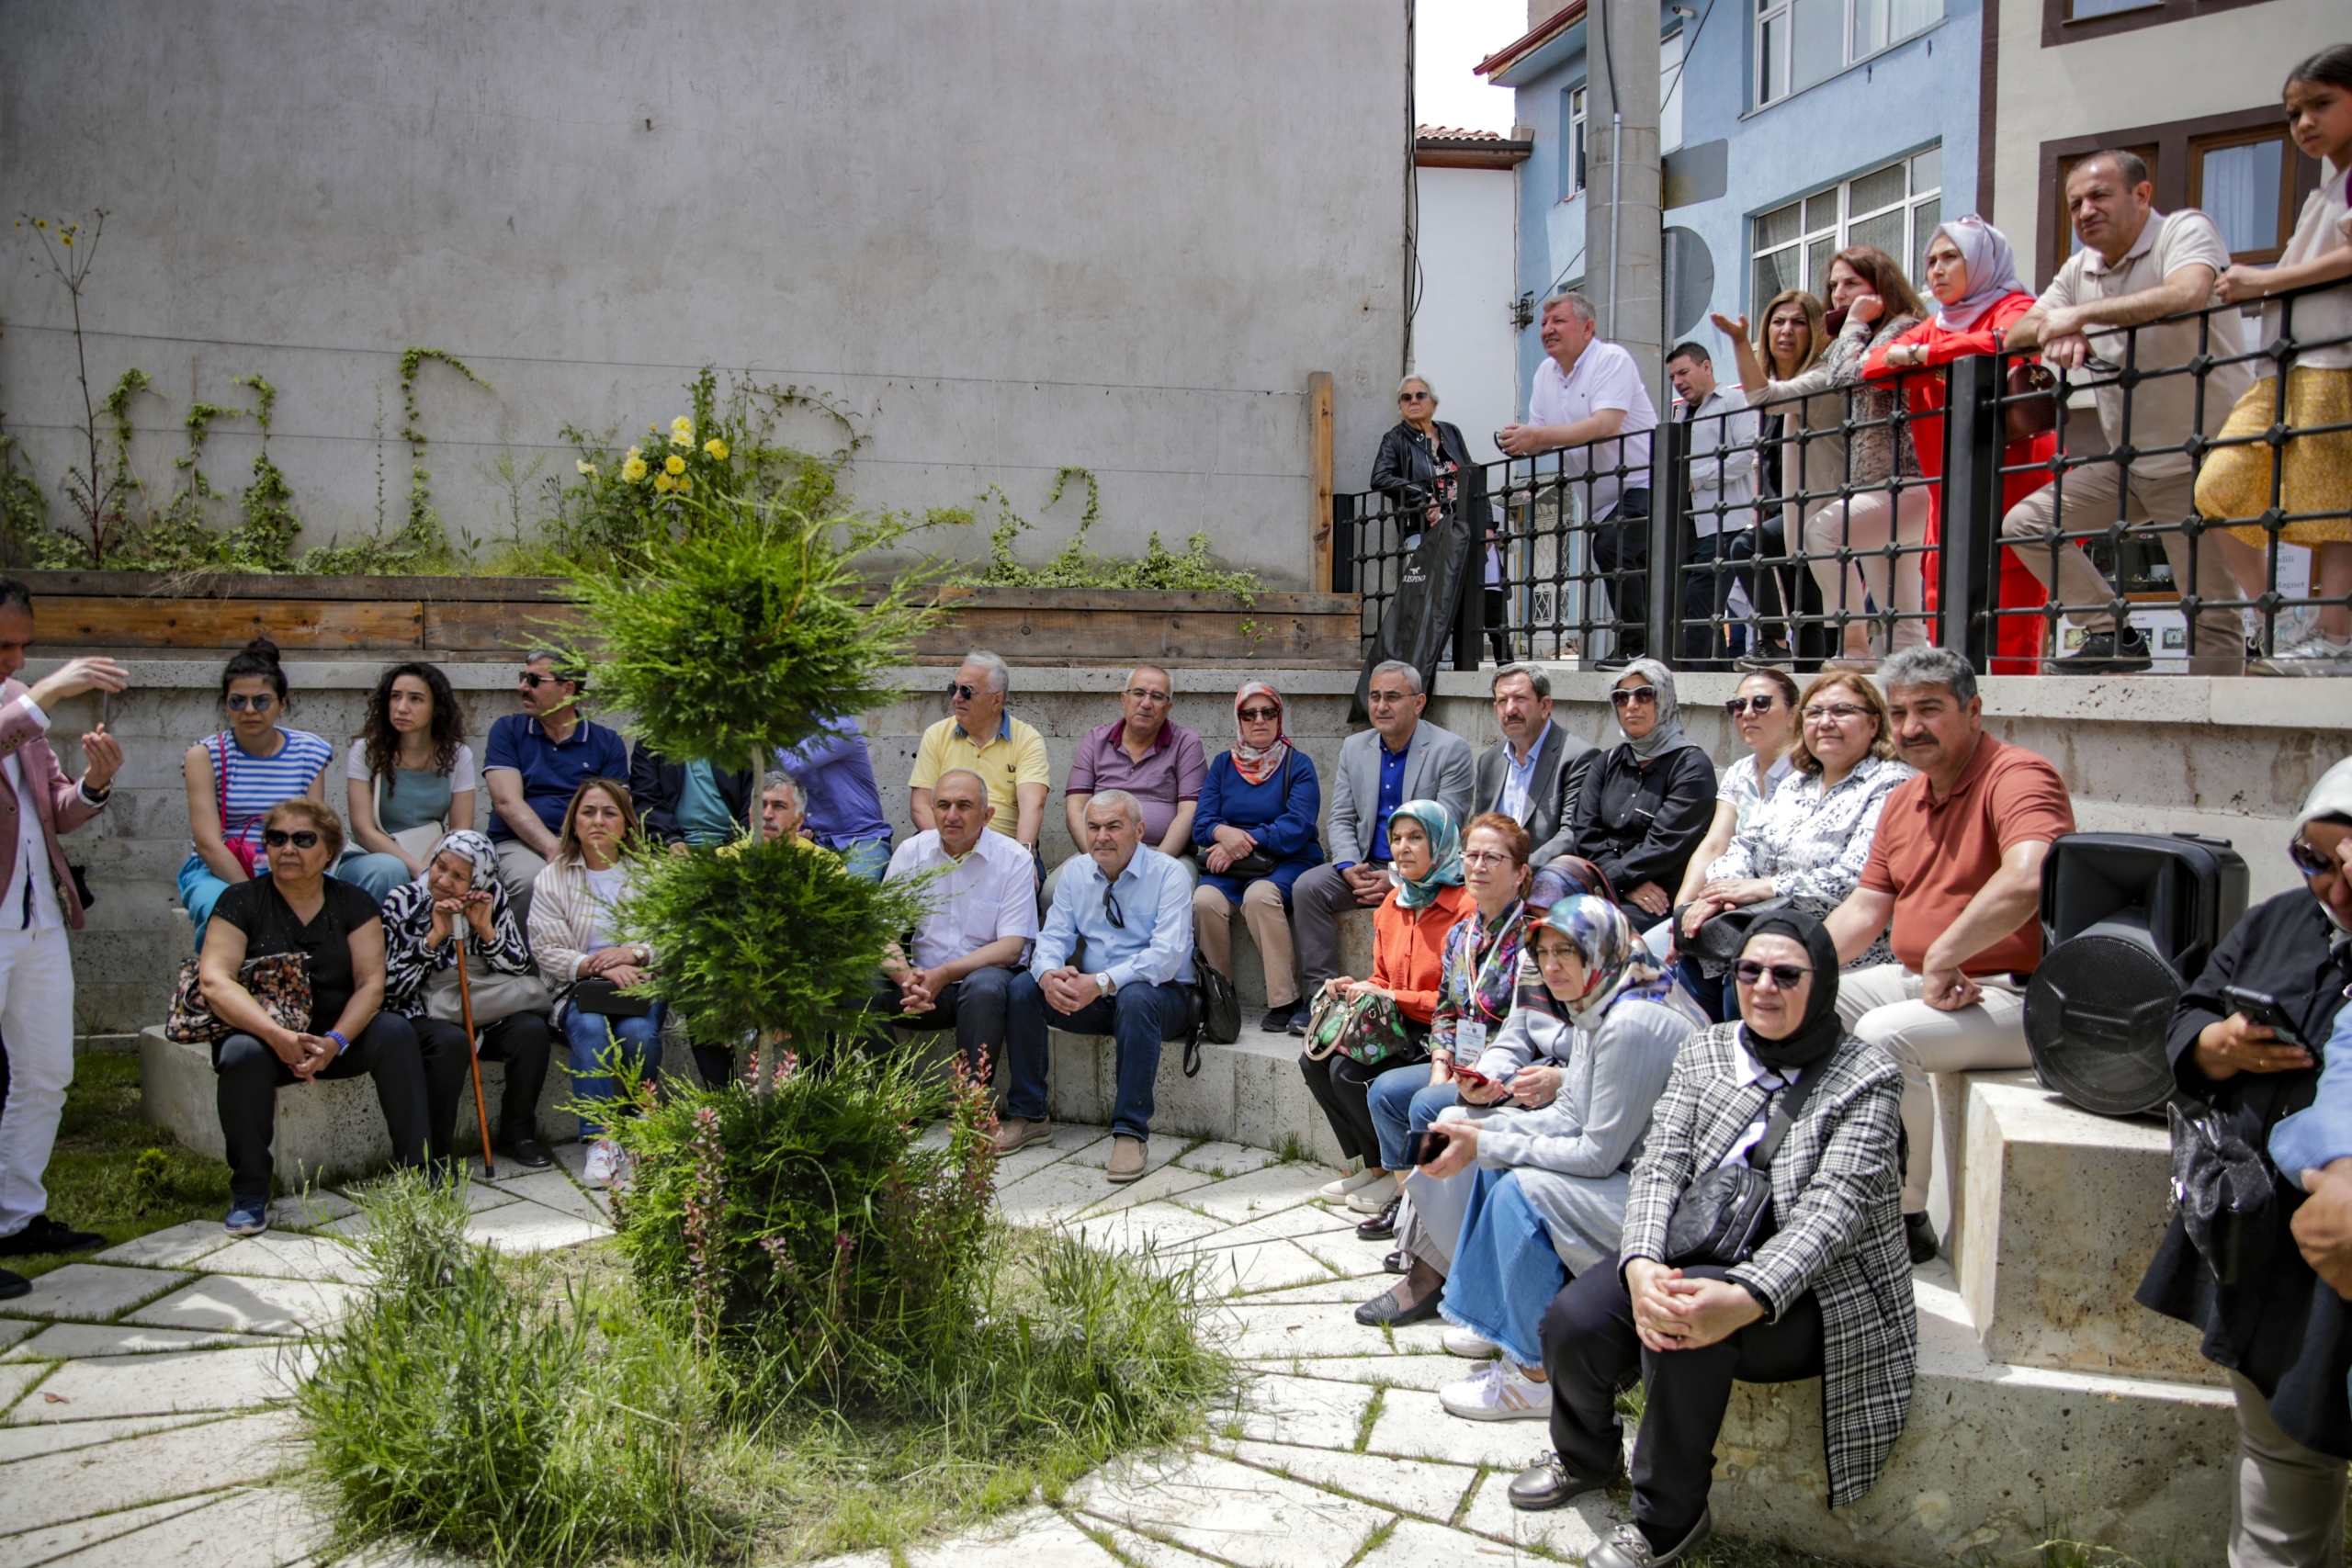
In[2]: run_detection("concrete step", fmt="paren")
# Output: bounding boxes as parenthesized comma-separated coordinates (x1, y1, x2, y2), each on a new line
(1042, 1026, 1354, 1169)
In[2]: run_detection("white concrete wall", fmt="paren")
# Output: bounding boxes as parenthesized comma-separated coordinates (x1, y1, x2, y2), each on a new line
(1408, 166, 1519, 467)
(0, 0, 1405, 586)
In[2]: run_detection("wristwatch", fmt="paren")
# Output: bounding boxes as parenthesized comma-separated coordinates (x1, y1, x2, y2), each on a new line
(1096, 971, 1115, 995)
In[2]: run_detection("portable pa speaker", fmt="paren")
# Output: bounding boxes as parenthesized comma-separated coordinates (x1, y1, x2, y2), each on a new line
(2024, 832, 2248, 1117)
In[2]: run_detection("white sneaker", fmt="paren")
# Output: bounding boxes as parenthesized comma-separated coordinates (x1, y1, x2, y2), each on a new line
(1319, 1168, 1385, 1202)
(1348, 1172, 1401, 1213)
(2254, 633, 2352, 677)
(1438, 1359, 1554, 1421)
(1442, 1325, 1499, 1359)
(582, 1138, 621, 1190)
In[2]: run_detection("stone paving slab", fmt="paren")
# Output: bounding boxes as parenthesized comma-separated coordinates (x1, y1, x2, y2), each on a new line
(481, 1168, 608, 1224)
(267, 1190, 359, 1231)
(997, 1160, 1133, 1228)
(1221, 1438, 1483, 1524)
(1214, 1302, 1418, 1361)
(1181, 1204, 1363, 1252)
(1364, 1387, 1548, 1469)
(204, 1235, 371, 1284)
(902, 1506, 1125, 1568)
(1169, 1164, 1333, 1224)
(1065, 1135, 1187, 1177)
(1080, 1522, 1234, 1568)
(1453, 1472, 1627, 1558)
(1170, 1140, 1284, 1179)
(1223, 1371, 1377, 1450)
(3, 1323, 281, 1362)
(0, 1410, 218, 1463)
(10, 1343, 311, 1425)
(0, 1408, 300, 1535)
(459, 1201, 609, 1255)
(1245, 1353, 1473, 1393)
(0, 1264, 193, 1324)
(0, 1319, 34, 1355)
(1076, 1450, 1396, 1568)
(0, 1493, 232, 1568)
(125, 1275, 362, 1337)
(1236, 1274, 1391, 1309)
(1077, 1162, 1221, 1217)
(1195, 1239, 1342, 1298)
(40, 1483, 329, 1568)
(0, 1360, 51, 1416)
(95, 1221, 235, 1269)
(1066, 1202, 1232, 1256)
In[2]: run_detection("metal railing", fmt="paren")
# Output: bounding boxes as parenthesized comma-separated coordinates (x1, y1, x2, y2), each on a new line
(1337, 278, 2351, 675)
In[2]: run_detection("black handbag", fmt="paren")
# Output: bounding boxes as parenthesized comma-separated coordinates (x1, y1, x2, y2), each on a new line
(1218, 753, 1290, 883)
(569, 975, 654, 1018)
(2168, 1100, 2276, 1286)
(1664, 1067, 1826, 1268)
(1194, 944, 1241, 1046)
(1676, 895, 1796, 966)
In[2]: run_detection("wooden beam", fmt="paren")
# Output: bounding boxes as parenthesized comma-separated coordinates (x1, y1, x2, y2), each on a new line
(1307, 370, 1334, 592)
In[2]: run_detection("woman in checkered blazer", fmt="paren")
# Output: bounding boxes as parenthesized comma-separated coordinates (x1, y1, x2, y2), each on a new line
(1504, 910, 1914, 1568)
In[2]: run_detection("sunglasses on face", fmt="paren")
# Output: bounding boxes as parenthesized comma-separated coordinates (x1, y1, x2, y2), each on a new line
(1734, 960, 1814, 988)
(517, 671, 564, 689)
(224, 694, 277, 713)
(945, 682, 985, 701)
(1399, 389, 1432, 402)
(1611, 686, 1658, 708)
(263, 829, 321, 850)
(2292, 837, 2341, 877)
(1724, 695, 1780, 716)
(1238, 706, 1280, 722)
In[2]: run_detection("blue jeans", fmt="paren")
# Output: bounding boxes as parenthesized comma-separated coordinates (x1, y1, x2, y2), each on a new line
(564, 1002, 668, 1138)
(1006, 973, 1188, 1141)
(179, 851, 391, 951)
(1439, 1168, 1567, 1367)
(1677, 953, 1735, 1025)
(1367, 1066, 1458, 1173)
(838, 836, 892, 884)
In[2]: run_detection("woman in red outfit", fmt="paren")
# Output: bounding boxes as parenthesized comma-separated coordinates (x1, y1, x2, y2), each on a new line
(1863, 216, 2056, 671)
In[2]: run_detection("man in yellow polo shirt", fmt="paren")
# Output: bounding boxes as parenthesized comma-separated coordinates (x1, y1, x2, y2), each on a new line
(909, 649, 1051, 867)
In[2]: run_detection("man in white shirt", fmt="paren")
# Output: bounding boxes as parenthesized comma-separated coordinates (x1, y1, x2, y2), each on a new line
(1500, 290, 1660, 669)
(1667, 342, 1760, 667)
(0, 582, 128, 1298)
(2004, 149, 2251, 675)
(875, 769, 1040, 1082)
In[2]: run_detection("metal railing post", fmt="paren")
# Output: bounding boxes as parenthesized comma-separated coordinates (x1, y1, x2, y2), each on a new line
(1331, 495, 1355, 596)
(1938, 354, 2001, 669)
(1453, 497, 1484, 672)
(1646, 417, 1683, 664)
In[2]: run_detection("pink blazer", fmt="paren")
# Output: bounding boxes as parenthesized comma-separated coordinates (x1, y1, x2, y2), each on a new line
(0, 680, 105, 931)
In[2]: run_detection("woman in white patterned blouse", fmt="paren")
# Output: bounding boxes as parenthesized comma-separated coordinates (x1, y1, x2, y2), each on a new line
(1676, 672, 1915, 1019)
(1671, 670, 1800, 934)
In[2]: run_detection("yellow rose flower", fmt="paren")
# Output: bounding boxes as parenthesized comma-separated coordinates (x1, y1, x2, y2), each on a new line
(621, 457, 649, 483)
(576, 459, 597, 477)
(627, 445, 642, 459)
(671, 415, 695, 441)
(704, 437, 729, 460)
(653, 472, 675, 494)
(663, 454, 686, 476)
(676, 477, 693, 495)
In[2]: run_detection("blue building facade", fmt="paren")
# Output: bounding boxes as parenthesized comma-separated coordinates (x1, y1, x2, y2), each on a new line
(1484, 0, 1984, 406)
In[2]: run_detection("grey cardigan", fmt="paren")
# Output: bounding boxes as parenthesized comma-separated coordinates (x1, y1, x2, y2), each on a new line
(1473, 998, 1702, 1179)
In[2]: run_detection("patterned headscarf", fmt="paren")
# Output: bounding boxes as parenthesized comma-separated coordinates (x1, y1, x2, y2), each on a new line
(1229, 681, 1291, 786)
(1387, 798, 1464, 909)
(414, 828, 499, 894)
(1527, 856, 1614, 914)
(1931, 215, 2030, 333)
(1532, 893, 1682, 1031)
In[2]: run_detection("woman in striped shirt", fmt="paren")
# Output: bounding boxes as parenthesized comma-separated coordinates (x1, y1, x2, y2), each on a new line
(177, 639, 345, 948)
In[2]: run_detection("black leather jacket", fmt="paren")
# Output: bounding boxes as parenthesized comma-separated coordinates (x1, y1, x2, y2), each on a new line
(1371, 420, 1476, 513)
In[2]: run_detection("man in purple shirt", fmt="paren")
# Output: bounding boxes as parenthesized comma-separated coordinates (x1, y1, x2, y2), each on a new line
(776, 714, 893, 882)
(1046, 665, 1208, 905)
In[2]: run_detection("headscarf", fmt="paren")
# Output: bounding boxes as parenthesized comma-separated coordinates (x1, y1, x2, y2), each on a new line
(1533, 894, 1680, 1030)
(1735, 910, 1847, 1072)
(394, 828, 520, 935)
(1527, 856, 1614, 914)
(1931, 215, 2030, 333)
(1387, 798, 1464, 909)
(2297, 756, 2352, 942)
(1229, 681, 1291, 786)
(1611, 658, 1694, 763)
(414, 828, 498, 893)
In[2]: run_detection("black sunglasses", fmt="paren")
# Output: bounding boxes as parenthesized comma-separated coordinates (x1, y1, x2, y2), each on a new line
(517, 671, 569, 689)
(1238, 706, 1280, 722)
(1734, 960, 1814, 988)
(945, 681, 985, 701)
(1103, 885, 1125, 931)
(1611, 686, 1658, 708)
(264, 829, 322, 850)
(2291, 837, 2340, 877)
(224, 694, 277, 712)
(1724, 695, 1780, 716)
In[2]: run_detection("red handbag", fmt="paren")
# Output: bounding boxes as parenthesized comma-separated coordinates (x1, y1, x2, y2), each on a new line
(214, 734, 264, 877)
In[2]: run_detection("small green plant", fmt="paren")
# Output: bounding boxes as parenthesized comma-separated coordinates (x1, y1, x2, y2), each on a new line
(129, 1148, 168, 1209)
(393, 346, 491, 565)
(17, 209, 138, 565)
(963, 468, 1261, 596)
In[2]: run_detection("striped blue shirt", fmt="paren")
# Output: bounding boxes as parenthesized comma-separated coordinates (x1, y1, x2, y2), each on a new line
(197, 728, 334, 869)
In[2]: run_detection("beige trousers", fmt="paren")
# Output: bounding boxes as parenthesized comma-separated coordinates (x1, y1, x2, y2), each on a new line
(1193, 880, 1299, 1009)
(2229, 1371, 2348, 1568)
(2000, 461, 2243, 669)
(1835, 963, 2030, 1213)
(1802, 485, 1935, 654)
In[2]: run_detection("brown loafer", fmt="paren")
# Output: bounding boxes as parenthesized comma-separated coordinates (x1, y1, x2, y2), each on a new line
(993, 1116, 1054, 1155)
(1107, 1135, 1148, 1183)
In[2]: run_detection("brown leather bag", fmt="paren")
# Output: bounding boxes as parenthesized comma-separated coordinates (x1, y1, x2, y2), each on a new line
(2005, 358, 2060, 444)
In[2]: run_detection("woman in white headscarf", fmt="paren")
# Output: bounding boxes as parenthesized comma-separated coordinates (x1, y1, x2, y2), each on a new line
(2138, 756, 2352, 1565)
(1555, 660, 1718, 920)
(379, 828, 555, 1171)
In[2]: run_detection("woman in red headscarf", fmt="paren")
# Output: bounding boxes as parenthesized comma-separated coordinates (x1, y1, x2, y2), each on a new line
(1193, 682, 1327, 1033)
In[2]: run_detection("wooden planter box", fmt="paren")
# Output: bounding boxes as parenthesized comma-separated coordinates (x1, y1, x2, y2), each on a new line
(26, 571, 1362, 666)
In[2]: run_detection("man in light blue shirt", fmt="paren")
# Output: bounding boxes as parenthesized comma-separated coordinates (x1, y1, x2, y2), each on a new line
(1003, 789, 1196, 1182)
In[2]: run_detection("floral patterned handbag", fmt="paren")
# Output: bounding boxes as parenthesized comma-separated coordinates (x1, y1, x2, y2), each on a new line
(164, 952, 311, 1044)
(1301, 988, 1415, 1068)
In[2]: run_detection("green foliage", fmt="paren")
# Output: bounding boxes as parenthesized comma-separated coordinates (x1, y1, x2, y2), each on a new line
(965, 467, 1260, 596)
(616, 833, 932, 1057)
(0, 427, 51, 568)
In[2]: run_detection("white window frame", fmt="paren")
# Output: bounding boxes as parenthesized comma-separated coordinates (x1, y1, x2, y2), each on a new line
(1565, 85, 1589, 197)
(1659, 30, 1685, 154)
(1753, 0, 1943, 107)
(1748, 147, 1943, 310)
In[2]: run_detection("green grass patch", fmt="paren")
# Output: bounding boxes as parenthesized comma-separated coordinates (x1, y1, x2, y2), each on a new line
(15, 1052, 230, 1279)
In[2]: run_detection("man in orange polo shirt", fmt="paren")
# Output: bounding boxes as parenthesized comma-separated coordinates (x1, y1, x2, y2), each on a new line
(1825, 646, 2075, 1265)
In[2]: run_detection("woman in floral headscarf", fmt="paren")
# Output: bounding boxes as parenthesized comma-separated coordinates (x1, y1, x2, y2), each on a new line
(1193, 681, 1325, 1032)
(379, 829, 555, 1172)
(1301, 799, 1476, 1213)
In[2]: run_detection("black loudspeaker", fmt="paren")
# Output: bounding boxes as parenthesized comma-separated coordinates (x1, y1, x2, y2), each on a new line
(2025, 832, 2249, 1117)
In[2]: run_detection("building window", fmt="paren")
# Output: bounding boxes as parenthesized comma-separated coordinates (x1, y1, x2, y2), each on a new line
(1563, 85, 1588, 198)
(2191, 126, 2295, 263)
(1660, 30, 1685, 154)
(2037, 109, 2317, 283)
(1755, 0, 1942, 107)
(1750, 146, 1941, 309)
(2041, 0, 2272, 50)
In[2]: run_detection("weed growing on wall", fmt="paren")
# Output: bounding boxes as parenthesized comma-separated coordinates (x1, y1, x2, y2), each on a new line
(967, 466, 1260, 595)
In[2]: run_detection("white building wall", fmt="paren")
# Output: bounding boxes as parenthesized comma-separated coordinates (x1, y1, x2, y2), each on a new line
(1407, 166, 1521, 469)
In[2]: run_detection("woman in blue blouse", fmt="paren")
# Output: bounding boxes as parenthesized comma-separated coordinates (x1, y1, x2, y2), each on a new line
(1192, 682, 1324, 1032)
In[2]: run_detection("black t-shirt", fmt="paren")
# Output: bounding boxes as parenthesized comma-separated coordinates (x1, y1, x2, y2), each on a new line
(212, 874, 384, 1033)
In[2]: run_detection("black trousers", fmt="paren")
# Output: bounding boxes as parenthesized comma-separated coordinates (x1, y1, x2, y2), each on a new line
(1299, 1030, 1426, 1166)
(213, 1013, 428, 1203)
(872, 964, 1017, 1078)
(1590, 490, 1653, 657)
(1679, 530, 1738, 667)
(1541, 1250, 1825, 1550)
(413, 1011, 551, 1163)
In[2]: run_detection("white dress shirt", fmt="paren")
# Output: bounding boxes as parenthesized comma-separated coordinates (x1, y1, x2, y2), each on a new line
(0, 697, 61, 933)
(886, 827, 1039, 970)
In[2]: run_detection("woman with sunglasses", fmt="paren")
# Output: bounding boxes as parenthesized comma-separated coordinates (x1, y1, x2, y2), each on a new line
(1193, 682, 1324, 1034)
(179, 638, 344, 950)
(1670, 672, 1800, 959)
(2139, 756, 2352, 1562)
(198, 798, 430, 1236)
(1371, 376, 1507, 663)
(342, 661, 476, 901)
(1678, 674, 1913, 1021)
(1302, 799, 1475, 1214)
(1510, 912, 1912, 1568)
(1558, 662, 1717, 924)
(529, 778, 663, 1190)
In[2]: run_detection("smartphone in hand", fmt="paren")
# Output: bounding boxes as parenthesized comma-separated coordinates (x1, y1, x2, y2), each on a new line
(1403, 1129, 1452, 1168)
(2222, 986, 2310, 1050)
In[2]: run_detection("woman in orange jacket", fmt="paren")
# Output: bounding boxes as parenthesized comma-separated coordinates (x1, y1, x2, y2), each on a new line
(1863, 216, 2056, 672)
(1302, 798, 1476, 1213)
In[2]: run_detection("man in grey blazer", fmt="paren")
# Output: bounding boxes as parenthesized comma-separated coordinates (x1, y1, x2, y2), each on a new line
(1288, 660, 1475, 1032)
(1474, 664, 1593, 866)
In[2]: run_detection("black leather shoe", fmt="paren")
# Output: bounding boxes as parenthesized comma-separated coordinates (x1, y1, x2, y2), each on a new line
(0, 1215, 106, 1258)
(499, 1138, 555, 1171)
(1384, 1248, 1410, 1275)
(1287, 1009, 1309, 1037)
(1260, 1003, 1300, 1034)
(1357, 1194, 1400, 1240)
(1587, 1511, 1712, 1566)
(1507, 1455, 1609, 1512)
(0, 1268, 28, 1301)
(2050, 627, 2152, 674)
(1905, 1211, 1939, 1266)
(1353, 1281, 1442, 1326)
(1592, 653, 1642, 672)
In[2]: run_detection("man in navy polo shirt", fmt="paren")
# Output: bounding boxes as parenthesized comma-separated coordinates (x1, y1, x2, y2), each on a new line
(482, 651, 629, 930)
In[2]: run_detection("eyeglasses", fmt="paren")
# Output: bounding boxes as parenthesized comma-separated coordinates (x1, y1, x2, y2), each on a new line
(1125, 688, 1170, 704)
(263, 829, 322, 850)
(1237, 706, 1280, 722)
(1803, 703, 1871, 724)
(2291, 837, 2341, 877)
(223, 694, 277, 713)
(944, 682, 987, 701)
(1611, 686, 1658, 708)
(1102, 885, 1125, 930)
(1461, 850, 1514, 867)
(1398, 390, 1432, 402)
(1734, 960, 1814, 988)
(1724, 695, 1780, 716)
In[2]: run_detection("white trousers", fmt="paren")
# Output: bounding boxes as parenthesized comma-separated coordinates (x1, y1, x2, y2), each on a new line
(0, 926, 78, 1237)
(1834, 962, 2030, 1213)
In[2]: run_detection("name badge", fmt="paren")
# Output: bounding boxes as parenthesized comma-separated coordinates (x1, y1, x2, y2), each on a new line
(1453, 1020, 1487, 1062)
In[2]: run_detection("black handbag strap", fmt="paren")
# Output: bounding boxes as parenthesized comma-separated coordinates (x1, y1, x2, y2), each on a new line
(1748, 1064, 1831, 1173)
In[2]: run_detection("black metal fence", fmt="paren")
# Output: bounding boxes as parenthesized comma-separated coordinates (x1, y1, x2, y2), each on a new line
(1336, 279, 2351, 676)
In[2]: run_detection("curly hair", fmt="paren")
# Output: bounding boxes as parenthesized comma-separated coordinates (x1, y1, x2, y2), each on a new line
(358, 661, 464, 783)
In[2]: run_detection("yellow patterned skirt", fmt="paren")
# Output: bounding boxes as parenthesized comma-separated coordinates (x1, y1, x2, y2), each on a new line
(2199, 367, 2352, 547)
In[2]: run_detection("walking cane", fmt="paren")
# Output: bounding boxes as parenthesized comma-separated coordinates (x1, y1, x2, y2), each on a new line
(455, 934, 496, 1179)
